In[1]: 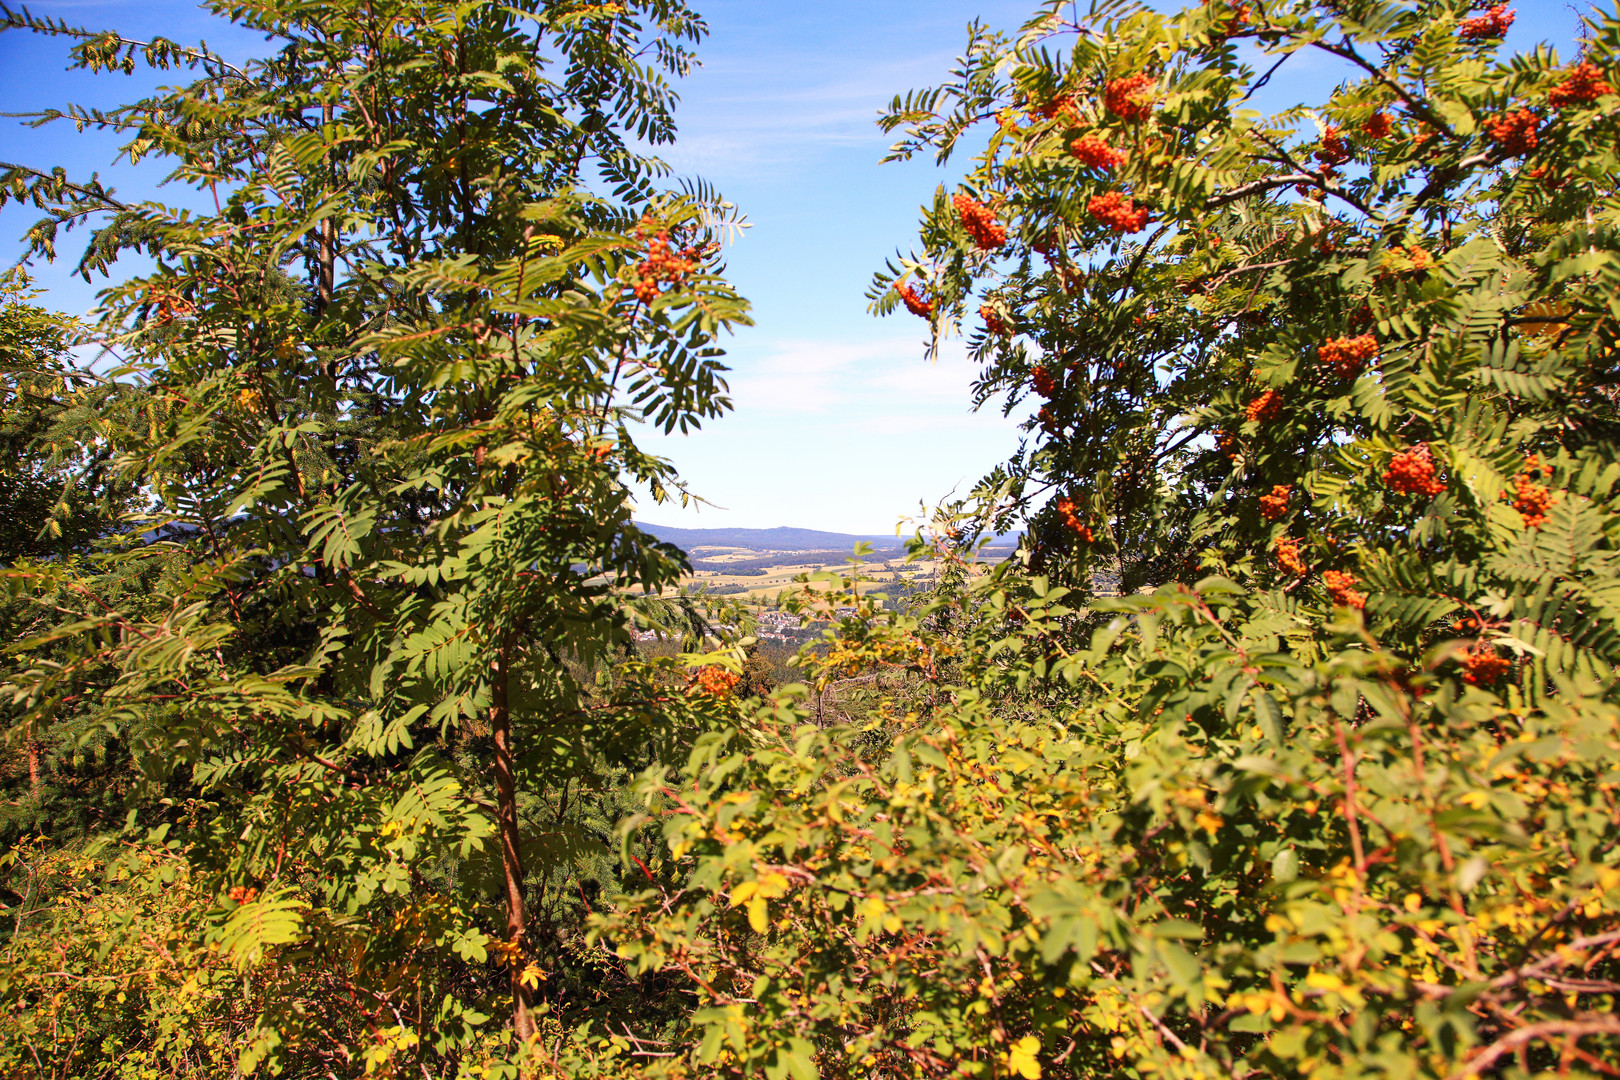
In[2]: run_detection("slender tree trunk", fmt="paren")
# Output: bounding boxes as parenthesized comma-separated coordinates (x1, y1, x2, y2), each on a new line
(317, 101, 336, 316)
(491, 641, 536, 1041)
(27, 735, 41, 792)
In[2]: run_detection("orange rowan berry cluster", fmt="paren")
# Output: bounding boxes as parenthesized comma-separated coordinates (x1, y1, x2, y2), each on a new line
(1259, 484, 1291, 522)
(1274, 536, 1307, 577)
(1384, 443, 1447, 497)
(227, 885, 260, 904)
(1087, 191, 1152, 233)
(1322, 569, 1367, 609)
(954, 193, 1007, 250)
(1315, 126, 1352, 166)
(1104, 74, 1155, 121)
(1549, 62, 1614, 107)
(1507, 453, 1552, 528)
(1031, 365, 1057, 398)
(981, 304, 1010, 336)
(632, 226, 699, 305)
(1362, 111, 1392, 139)
(1245, 389, 1283, 424)
(1526, 164, 1567, 189)
(1056, 497, 1093, 542)
(1399, 245, 1432, 271)
(1375, 246, 1432, 284)
(1068, 132, 1126, 170)
(1318, 333, 1379, 379)
(1035, 93, 1077, 121)
(1215, 430, 1239, 460)
(692, 666, 741, 697)
(1459, 4, 1515, 40)
(895, 282, 933, 319)
(1202, 0, 1252, 31)
(1460, 646, 1511, 685)
(1486, 109, 1539, 155)
(150, 294, 196, 326)
(1220, 3, 1252, 35)
(1037, 406, 1062, 435)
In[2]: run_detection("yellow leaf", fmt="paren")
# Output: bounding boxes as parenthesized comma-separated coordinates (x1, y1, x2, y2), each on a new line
(756, 871, 790, 899)
(519, 963, 546, 989)
(1006, 1035, 1042, 1079)
(729, 880, 757, 908)
(746, 895, 769, 933)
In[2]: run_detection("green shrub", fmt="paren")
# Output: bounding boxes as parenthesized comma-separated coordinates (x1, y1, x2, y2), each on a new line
(578, 3, 1620, 1078)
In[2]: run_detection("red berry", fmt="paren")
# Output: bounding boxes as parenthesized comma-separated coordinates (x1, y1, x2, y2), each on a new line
(1055, 497, 1093, 542)
(1315, 126, 1351, 167)
(895, 282, 933, 319)
(1548, 62, 1613, 108)
(1244, 389, 1283, 424)
(1274, 536, 1307, 577)
(691, 666, 740, 697)
(1068, 132, 1125, 170)
(1322, 569, 1366, 610)
(1087, 191, 1152, 233)
(954, 193, 1008, 250)
(1485, 109, 1539, 156)
(1317, 333, 1379, 379)
(1459, 4, 1514, 40)
(1104, 74, 1155, 121)
(1383, 444, 1447, 497)
(1258, 484, 1291, 522)
(1505, 455, 1552, 527)
(1034, 93, 1077, 121)
(1460, 646, 1511, 685)
(1031, 365, 1057, 398)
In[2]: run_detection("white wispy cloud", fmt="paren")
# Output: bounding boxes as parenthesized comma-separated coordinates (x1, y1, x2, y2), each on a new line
(662, 49, 965, 176)
(725, 335, 984, 415)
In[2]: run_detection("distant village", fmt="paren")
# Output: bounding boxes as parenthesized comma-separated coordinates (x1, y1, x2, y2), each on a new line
(631, 605, 854, 644)
(620, 524, 1122, 648)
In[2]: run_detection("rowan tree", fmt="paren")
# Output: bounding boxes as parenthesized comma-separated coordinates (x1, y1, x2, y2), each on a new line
(570, 4, 1620, 1080)
(0, 0, 749, 1073)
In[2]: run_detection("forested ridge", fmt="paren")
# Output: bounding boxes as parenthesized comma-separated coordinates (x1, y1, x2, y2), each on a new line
(2, 1, 1618, 1078)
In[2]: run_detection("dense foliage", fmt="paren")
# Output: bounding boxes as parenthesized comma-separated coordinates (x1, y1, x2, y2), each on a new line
(586, 2, 1620, 1079)
(3, 0, 1619, 1079)
(1, 0, 750, 1073)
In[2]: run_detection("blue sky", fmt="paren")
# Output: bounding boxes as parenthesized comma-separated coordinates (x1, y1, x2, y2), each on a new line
(0, 0, 1585, 533)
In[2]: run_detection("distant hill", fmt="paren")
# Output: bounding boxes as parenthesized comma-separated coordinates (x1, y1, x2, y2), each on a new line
(634, 521, 1021, 553)
(634, 522, 910, 552)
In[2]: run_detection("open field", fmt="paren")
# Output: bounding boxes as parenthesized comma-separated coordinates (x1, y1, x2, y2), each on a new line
(682, 552, 950, 602)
